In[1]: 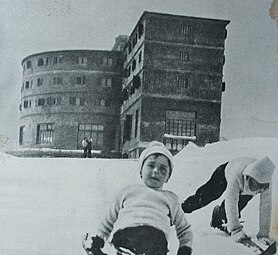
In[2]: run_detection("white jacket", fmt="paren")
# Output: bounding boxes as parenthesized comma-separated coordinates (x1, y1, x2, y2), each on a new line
(224, 157, 273, 237)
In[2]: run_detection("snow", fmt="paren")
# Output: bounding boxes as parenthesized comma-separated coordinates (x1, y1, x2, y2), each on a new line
(0, 137, 277, 255)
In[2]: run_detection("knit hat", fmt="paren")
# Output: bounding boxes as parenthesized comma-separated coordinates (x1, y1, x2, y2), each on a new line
(243, 156, 275, 183)
(138, 141, 174, 178)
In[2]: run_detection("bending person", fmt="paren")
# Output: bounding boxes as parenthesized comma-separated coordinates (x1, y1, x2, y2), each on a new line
(181, 156, 275, 243)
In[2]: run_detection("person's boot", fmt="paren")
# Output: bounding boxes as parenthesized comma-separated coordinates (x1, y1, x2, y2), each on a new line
(210, 205, 227, 233)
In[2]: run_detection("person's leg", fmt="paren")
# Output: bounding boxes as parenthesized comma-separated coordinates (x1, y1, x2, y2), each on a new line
(83, 149, 87, 158)
(182, 162, 229, 213)
(112, 226, 168, 255)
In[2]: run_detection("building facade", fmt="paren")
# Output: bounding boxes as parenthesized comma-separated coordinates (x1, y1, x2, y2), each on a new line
(120, 12, 229, 157)
(20, 50, 123, 151)
(19, 11, 229, 156)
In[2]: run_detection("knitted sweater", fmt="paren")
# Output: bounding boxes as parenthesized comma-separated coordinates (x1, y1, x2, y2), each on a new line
(97, 184, 193, 248)
(224, 157, 273, 236)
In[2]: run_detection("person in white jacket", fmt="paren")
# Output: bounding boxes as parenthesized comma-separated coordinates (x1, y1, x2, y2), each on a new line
(181, 156, 275, 243)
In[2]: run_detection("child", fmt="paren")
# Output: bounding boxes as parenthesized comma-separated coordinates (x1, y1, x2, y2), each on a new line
(83, 141, 193, 255)
(181, 156, 275, 243)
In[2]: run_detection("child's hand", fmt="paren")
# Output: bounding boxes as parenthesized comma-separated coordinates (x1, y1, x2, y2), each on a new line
(82, 233, 106, 255)
(177, 245, 192, 255)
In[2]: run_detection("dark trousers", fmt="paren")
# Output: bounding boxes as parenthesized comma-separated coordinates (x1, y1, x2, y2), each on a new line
(182, 162, 253, 219)
(88, 149, 92, 158)
(83, 149, 88, 158)
(112, 226, 168, 255)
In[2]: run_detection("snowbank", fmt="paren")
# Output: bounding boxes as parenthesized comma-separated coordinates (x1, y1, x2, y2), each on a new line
(0, 137, 277, 255)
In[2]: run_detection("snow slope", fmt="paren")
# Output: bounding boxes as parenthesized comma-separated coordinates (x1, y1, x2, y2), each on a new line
(0, 137, 277, 255)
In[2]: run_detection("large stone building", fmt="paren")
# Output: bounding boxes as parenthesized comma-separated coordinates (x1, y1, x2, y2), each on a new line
(20, 50, 123, 152)
(120, 12, 229, 157)
(19, 11, 229, 157)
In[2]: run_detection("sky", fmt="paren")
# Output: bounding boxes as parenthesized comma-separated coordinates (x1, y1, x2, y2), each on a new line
(0, 137, 277, 254)
(0, 0, 278, 148)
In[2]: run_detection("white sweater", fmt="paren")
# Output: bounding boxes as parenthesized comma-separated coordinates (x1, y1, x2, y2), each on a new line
(97, 184, 193, 248)
(224, 157, 273, 236)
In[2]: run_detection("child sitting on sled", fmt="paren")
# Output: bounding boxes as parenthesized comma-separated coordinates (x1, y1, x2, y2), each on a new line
(82, 141, 193, 255)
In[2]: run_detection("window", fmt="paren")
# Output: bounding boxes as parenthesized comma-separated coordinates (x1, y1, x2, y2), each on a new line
(56, 97, 62, 105)
(37, 98, 45, 106)
(53, 77, 62, 84)
(37, 78, 44, 86)
(53, 55, 64, 64)
(78, 123, 103, 150)
(38, 58, 44, 66)
(181, 25, 192, 36)
(178, 76, 189, 89)
(128, 43, 132, 54)
(123, 114, 132, 142)
(26, 60, 31, 69)
(133, 75, 141, 89)
(23, 100, 28, 108)
(132, 59, 136, 71)
(36, 123, 54, 144)
(108, 58, 113, 66)
(101, 78, 112, 87)
(76, 76, 86, 85)
(47, 97, 56, 105)
(132, 34, 137, 47)
(138, 51, 142, 63)
(78, 56, 87, 65)
(25, 81, 30, 89)
(135, 109, 139, 138)
(138, 23, 144, 38)
(70, 96, 85, 106)
(103, 57, 113, 66)
(164, 110, 196, 151)
(180, 51, 190, 61)
(128, 66, 131, 77)
(177, 74, 193, 90)
(19, 126, 24, 145)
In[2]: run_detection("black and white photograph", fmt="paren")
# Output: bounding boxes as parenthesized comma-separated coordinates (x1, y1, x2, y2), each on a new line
(0, 1, 278, 254)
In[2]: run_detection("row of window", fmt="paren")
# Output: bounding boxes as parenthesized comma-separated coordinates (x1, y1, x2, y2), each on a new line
(125, 23, 144, 57)
(21, 76, 113, 91)
(19, 123, 104, 149)
(123, 110, 197, 144)
(23, 56, 115, 70)
(20, 96, 113, 110)
(125, 51, 142, 78)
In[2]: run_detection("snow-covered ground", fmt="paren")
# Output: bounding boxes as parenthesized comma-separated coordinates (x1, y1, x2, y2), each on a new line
(0, 137, 277, 255)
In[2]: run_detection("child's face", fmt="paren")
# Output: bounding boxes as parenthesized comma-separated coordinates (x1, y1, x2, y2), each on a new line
(141, 154, 171, 190)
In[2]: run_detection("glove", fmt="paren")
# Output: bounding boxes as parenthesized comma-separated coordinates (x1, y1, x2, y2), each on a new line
(231, 229, 250, 243)
(82, 233, 106, 255)
(177, 246, 192, 255)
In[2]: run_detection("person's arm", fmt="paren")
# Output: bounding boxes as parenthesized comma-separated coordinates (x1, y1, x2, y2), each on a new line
(172, 195, 193, 254)
(96, 189, 123, 240)
(257, 183, 272, 238)
(225, 175, 250, 242)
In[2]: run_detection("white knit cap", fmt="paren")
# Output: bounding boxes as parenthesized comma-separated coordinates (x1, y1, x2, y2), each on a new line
(138, 141, 174, 177)
(243, 156, 275, 183)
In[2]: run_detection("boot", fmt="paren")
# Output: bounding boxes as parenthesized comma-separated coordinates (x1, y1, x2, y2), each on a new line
(210, 205, 227, 231)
